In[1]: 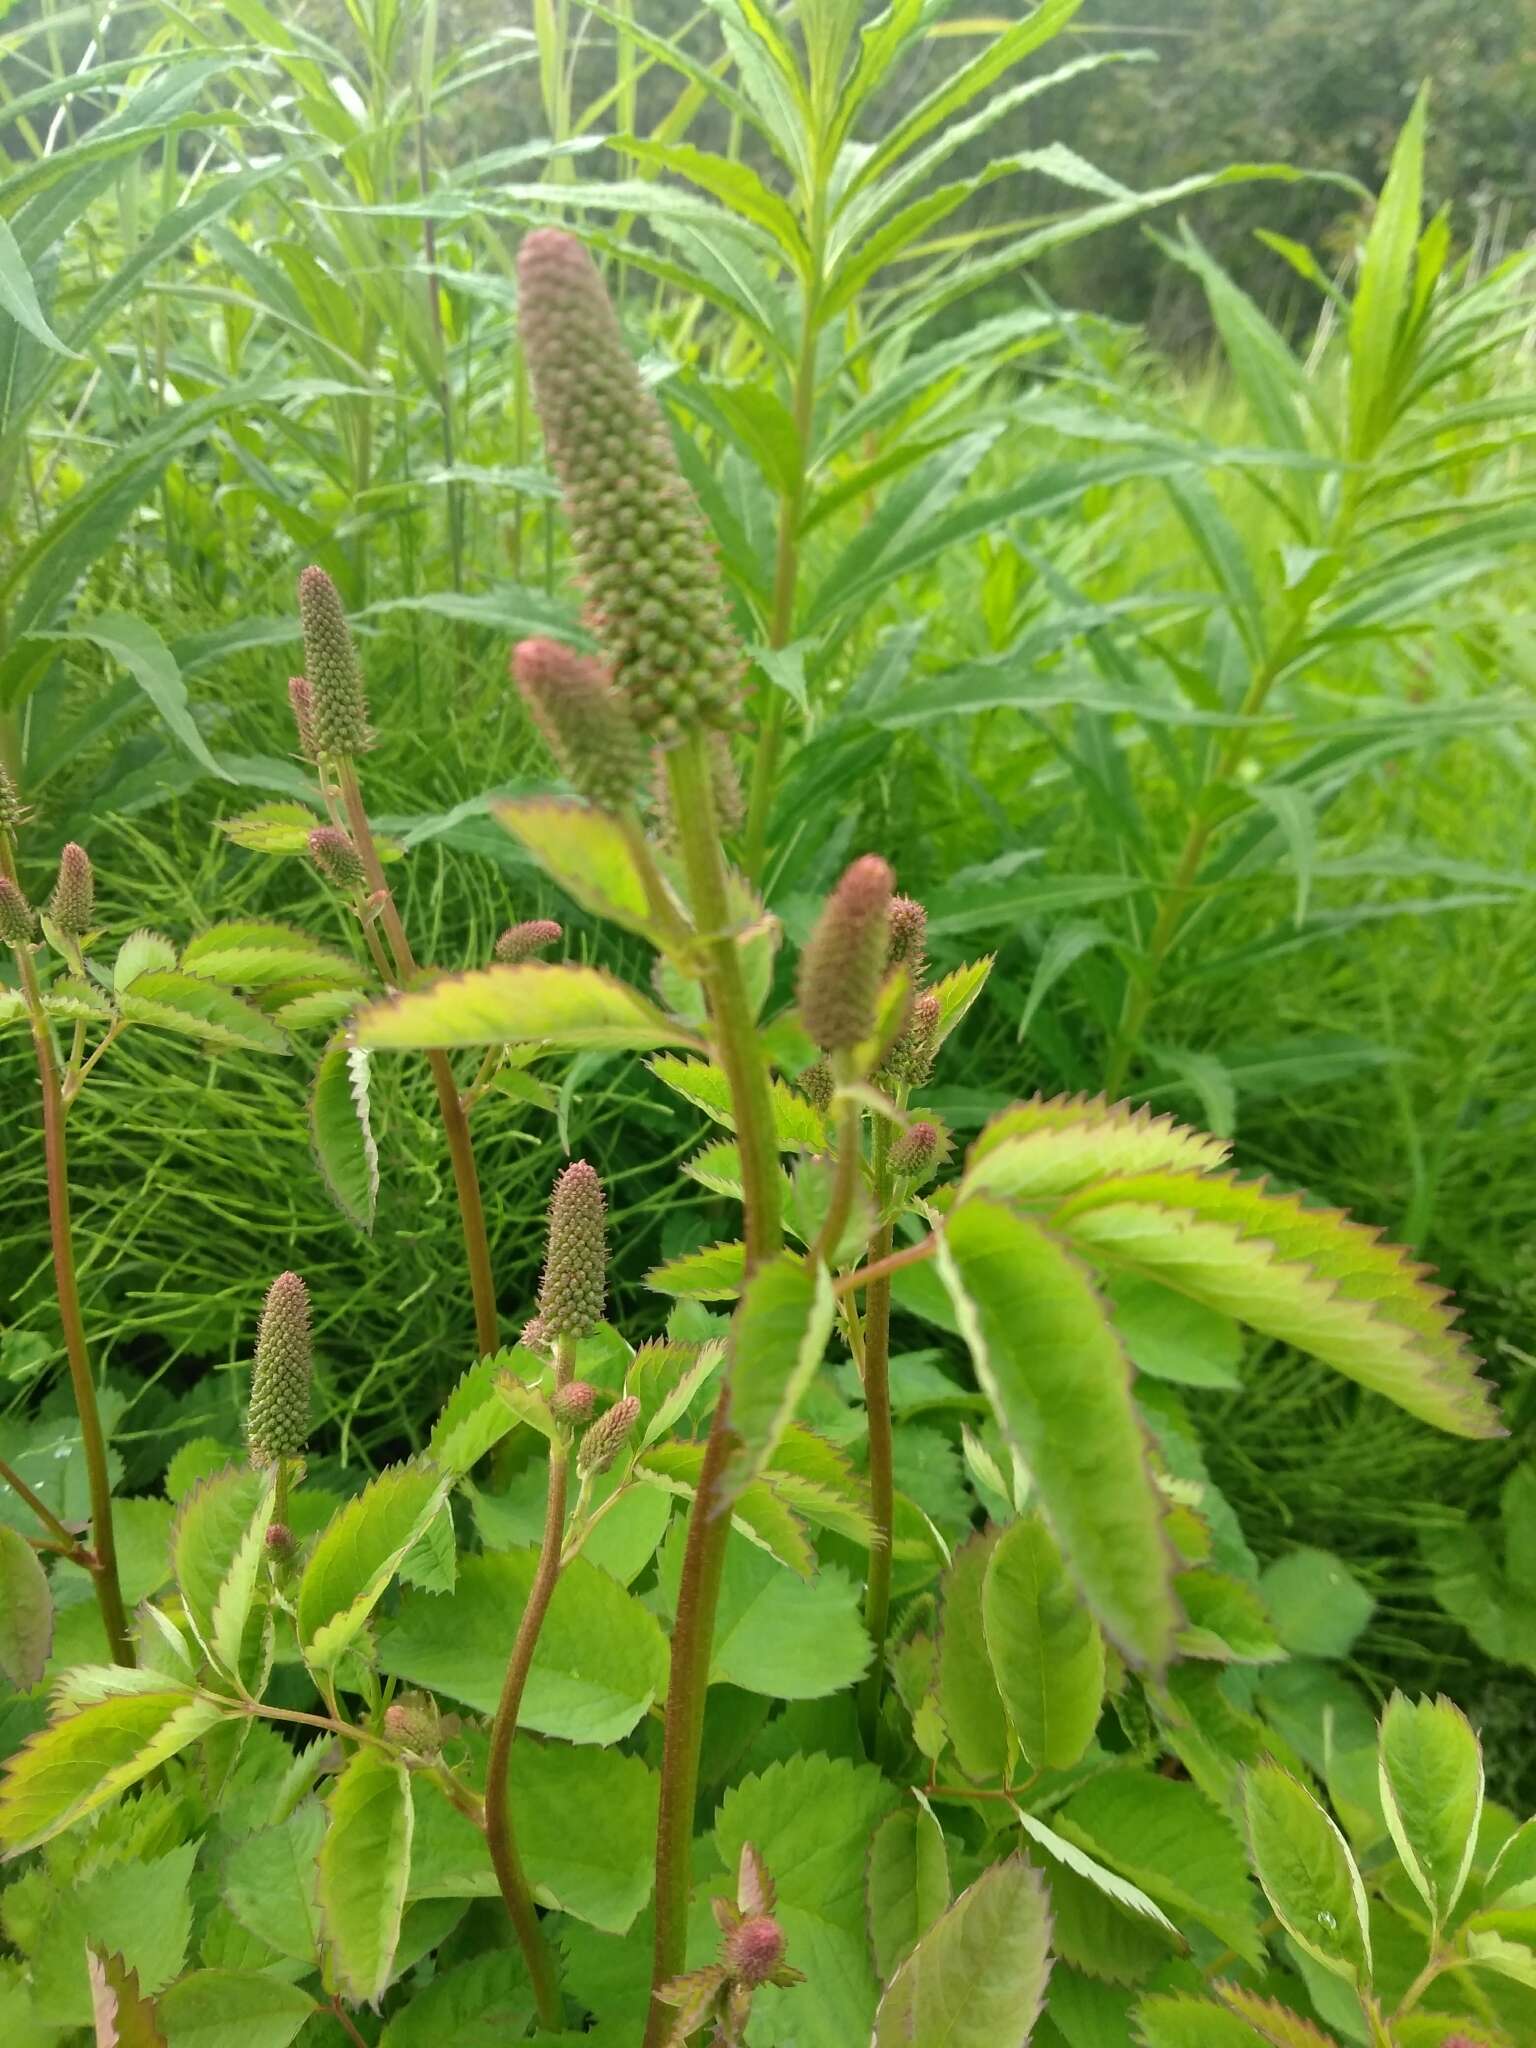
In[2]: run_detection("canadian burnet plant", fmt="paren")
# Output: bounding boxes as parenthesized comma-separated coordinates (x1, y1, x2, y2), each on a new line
(1, 219, 1527, 2048)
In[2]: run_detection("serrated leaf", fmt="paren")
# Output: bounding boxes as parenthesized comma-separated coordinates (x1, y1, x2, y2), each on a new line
(318, 1747, 413, 2005)
(428, 1355, 523, 1474)
(629, 1339, 725, 1446)
(1242, 1763, 1371, 1983)
(1487, 1815, 1536, 1908)
(354, 961, 690, 1052)
(172, 1465, 276, 1692)
(480, 1739, 658, 1932)
(649, 1053, 828, 1150)
(681, 1138, 746, 1197)
(309, 1037, 379, 1233)
(1135, 1993, 1282, 2046)
(982, 1511, 1105, 1771)
(494, 797, 661, 936)
(181, 922, 361, 991)
(217, 803, 323, 854)
(376, 1951, 532, 2047)
(272, 986, 361, 1032)
(929, 956, 994, 1047)
(653, 1521, 868, 1697)
(937, 1530, 1009, 1780)
(118, 972, 288, 1054)
(44, 977, 113, 1020)
(937, 1197, 1178, 1667)
(156, 1971, 315, 2048)
(296, 1464, 448, 1673)
(873, 1857, 1051, 2048)
(1464, 1929, 1536, 1989)
(0, 1691, 227, 1853)
(1213, 1980, 1342, 2046)
(1052, 1171, 1499, 1439)
(88, 1948, 167, 2048)
(1176, 1568, 1284, 1664)
(965, 1092, 1230, 1200)
(721, 1255, 835, 1501)
(223, 1802, 325, 1964)
(398, 1502, 457, 1594)
(1013, 1805, 1180, 1939)
(113, 930, 178, 991)
(0, 1523, 53, 1688)
(643, 1239, 745, 1300)
(867, 1803, 951, 1982)
(1377, 1693, 1482, 1928)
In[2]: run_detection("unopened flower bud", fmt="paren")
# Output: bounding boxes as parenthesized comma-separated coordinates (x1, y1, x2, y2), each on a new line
(495, 917, 563, 964)
(0, 875, 36, 946)
(512, 638, 645, 812)
(0, 763, 24, 835)
(297, 567, 372, 758)
(886, 896, 927, 979)
(551, 1379, 597, 1426)
(578, 1393, 640, 1475)
(520, 1313, 551, 1355)
(889, 1119, 946, 1184)
(724, 1915, 787, 1987)
(46, 842, 94, 937)
(383, 1691, 442, 1755)
(538, 1160, 607, 1338)
(798, 1059, 833, 1115)
(264, 1521, 295, 1561)
(248, 1271, 312, 1462)
(288, 676, 318, 760)
(797, 855, 894, 1052)
(880, 990, 941, 1091)
(308, 826, 367, 893)
(516, 229, 742, 740)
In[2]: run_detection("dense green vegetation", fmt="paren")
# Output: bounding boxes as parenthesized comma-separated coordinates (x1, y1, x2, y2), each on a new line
(1, 3, 1533, 2044)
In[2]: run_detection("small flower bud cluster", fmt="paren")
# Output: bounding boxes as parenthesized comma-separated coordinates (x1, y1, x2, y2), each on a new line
(577, 1394, 640, 1475)
(516, 229, 742, 741)
(297, 567, 373, 758)
(885, 896, 927, 978)
(288, 677, 318, 761)
(889, 1120, 940, 1180)
(383, 1691, 442, 1756)
(797, 855, 894, 1052)
(550, 1379, 596, 1427)
(0, 875, 37, 946)
(308, 826, 367, 893)
(47, 843, 94, 937)
(248, 1271, 312, 1462)
(657, 1842, 800, 2040)
(537, 1160, 607, 1338)
(512, 638, 646, 812)
(880, 989, 940, 1090)
(494, 917, 563, 965)
(0, 763, 25, 836)
(264, 1522, 295, 1562)
(798, 1059, 833, 1115)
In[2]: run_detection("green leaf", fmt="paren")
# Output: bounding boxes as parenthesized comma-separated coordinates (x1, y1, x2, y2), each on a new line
(1106, 1273, 1243, 1391)
(1347, 84, 1427, 458)
(118, 972, 288, 1055)
(1377, 1693, 1482, 1928)
(0, 214, 72, 354)
(218, 803, 325, 855)
(982, 1511, 1105, 1771)
(937, 1530, 1009, 1781)
(1134, 1994, 1281, 2047)
(112, 931, 178, 991)
(649, 1053, 828, 1150)
(0, 1691, 226, 1852)
(317, 1747, 413, 2005)
(61, 614, 230, 781)
(180, 922, 361, 990)
(1176, 1569, 1284, 1664)
(493, 1740, 657, 1932)
(721, 1254, 835, 1500)
(158, 1972, 315, 2048)
(866, 1802, 951, 1983)
(379, 1952, 532, 2047)
(378, 1551, 667, 1741)
(1052, 1171, 1500, 1439)
(1464, 1929, 1536, 1991)
(1242, 1763, 1371, 1983)
(644, 1240, 745, 1301)
(494, 797, 664, 937)
(309, 1037, 379, 1234)
(1259, 1549, 1375, 1660)
(87, 1949, 168, 2048)
(937, 1197, 1178, 1668)
(354, 961, 690, 1052)
(223, 1802, 325, 1965)
(0, 1523, 53, 1688)
(873, 1857, 1052, 2048)
(1014, 1805, 1179, 1943)
(428, 1355, 522, 1475)
(171, 1464, 275, 1692)
(964, 1093, 1230, 1201)
(296, 1464, 447, 1673)
(653, 1522, 868, 1698)
(1487, 1816, 1536, 1909)
(1214, 1981, 1350, 2045)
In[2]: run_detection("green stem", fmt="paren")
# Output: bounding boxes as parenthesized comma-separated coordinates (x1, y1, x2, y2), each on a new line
(4, 914, 131, 1666)
(857, 1128, 895, 1751)
(812, 1064, 861, 1267)
(272, 1456, 290, 1527)
(483, 1338, 573, 2031)
(644, 735, 784, 2047)
(336, 759, 499, 1358)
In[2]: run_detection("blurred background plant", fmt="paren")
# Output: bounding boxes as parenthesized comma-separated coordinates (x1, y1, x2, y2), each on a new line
(1, 0, 1533, 1795)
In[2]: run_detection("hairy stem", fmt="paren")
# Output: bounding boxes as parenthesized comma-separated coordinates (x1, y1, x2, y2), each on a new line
(813, 1067, 861, 1267)
(483, 1338, 573, 2030)
(336, 759, 498, 1357)
(857, 1128, 895, 1752)
(3, 915, 131, 1665)
(833, 1233, 936, 1298)
(645, 734, 784, 2046)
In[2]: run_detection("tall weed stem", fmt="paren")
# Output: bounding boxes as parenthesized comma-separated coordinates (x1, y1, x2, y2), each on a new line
(857, 1123, 896, 1750)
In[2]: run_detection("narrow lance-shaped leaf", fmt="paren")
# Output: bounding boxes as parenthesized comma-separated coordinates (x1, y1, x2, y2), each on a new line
(982, 1511, 1106, 1772)
(937, 1196, 1178, 1668)
(872, 1856, 1052, 2048)
(317, 1747, 413, 2006)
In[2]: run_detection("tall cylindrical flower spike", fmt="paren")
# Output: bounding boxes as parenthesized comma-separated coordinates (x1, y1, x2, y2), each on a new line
(288, 677, 318, 761)
(297, 567, 372, 758)
(881, 989, 941, 1091)
(248, 1271, 313, 1462)
(537, 1160, 607, 1339)
(0, 876, 36, 946)
(797, 855, 894, 1052)
(798, 1059, 834, 1115)
(577, 1393, 640, 1475)
(495, 917, 563, 964)
(512, 638, 646, 812)
(308, 826, 367, 893)
(47, 843, 95, 937)
(886, 896, 927, 980)
(516, 228, 742, 740)
(0, 763, 24, 836)
(889, 1120, 942, 1182)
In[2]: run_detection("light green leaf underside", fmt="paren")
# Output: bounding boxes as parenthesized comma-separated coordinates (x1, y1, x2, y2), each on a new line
(649, 1053, 829, 1150)
(721, 1254, 836, 1500)
(309, 1037, 379, 1233)
(965, 1091, 1230, 1198)
(355, 961, 690, 1052)
(494, 797, 658, 935)
(0, 1691, 227, 1853)
(119, 971, 288, 1054)
(1242, 1763, 1371, 1982)
(872, 1857, 1051, 2048)
(317, 1747, 413, 2004)
(982, 1510, 1105, 1771)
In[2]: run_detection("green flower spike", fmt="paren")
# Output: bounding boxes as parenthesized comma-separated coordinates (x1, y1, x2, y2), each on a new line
(797, 854, 894, 1052)
(798, 1059, 834, 1115)
(512, 637, 647, 813)
(47, 842, 94, 938)
(0, 875, 37, 946)
(297, 566, 372, 758)
(516, 227, 743, 740)
(886, 895, 927, 978)
(537, 1160, 607, 1339)
(308, 826, 367, 893)
(0, 762, 25, 837)
(248, 1270, 313, 1462)
(495, 917, 563, 964)
(287, 677, 318, 761)
(881, 988, 941, 1091)
(577, 1394, 640, 1476)
(889, 1119, 944, 1182)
